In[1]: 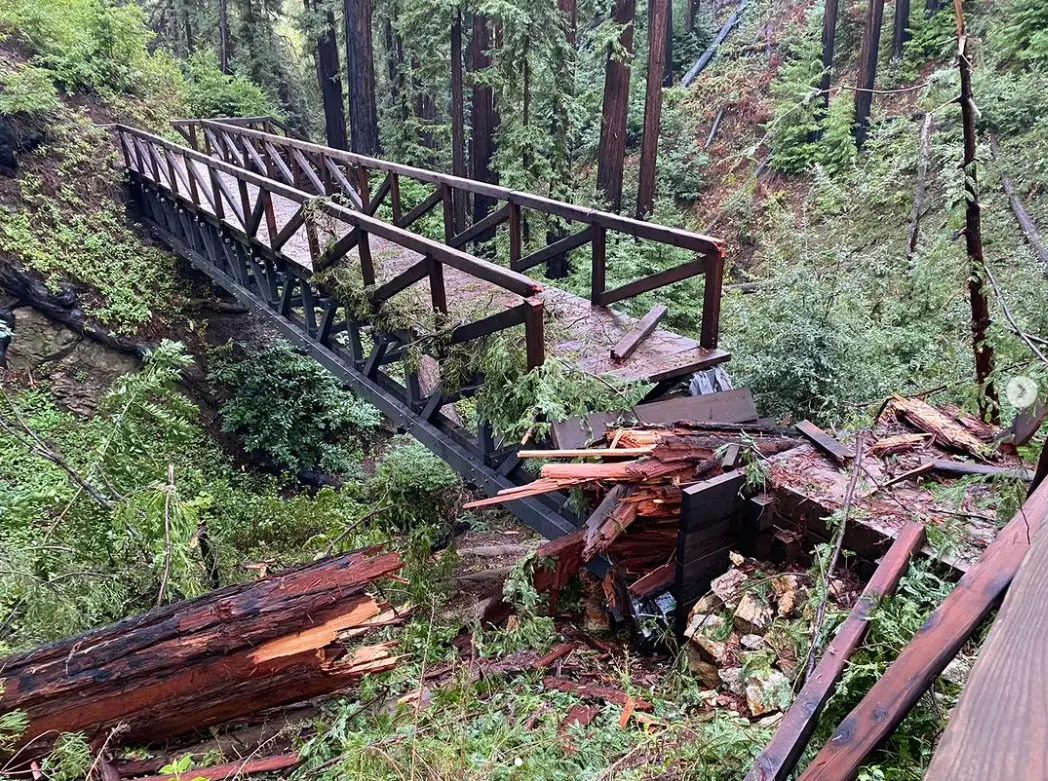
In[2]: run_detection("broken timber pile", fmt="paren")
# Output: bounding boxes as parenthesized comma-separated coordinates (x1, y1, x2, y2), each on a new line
(0, 548, 405, 760)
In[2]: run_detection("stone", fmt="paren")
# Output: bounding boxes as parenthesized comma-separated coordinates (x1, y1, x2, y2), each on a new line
(691, 593, 721, 615)
(686, 613, 729, 664)
(5, 307, 81, 371)
(49, 339, 139, 415)
(740, 634, 765, 651)
(745, 669, 792, 717)
(718, 667, 745, 696)
(685, 647, 721, 689)
(692, 633, 728, 666)
(684, 611, 725, 640)
(729, 550, 745, 566)
(711, 569, 748, 609)
(777, 590, 797, 618)
(734, 592, 773, 635)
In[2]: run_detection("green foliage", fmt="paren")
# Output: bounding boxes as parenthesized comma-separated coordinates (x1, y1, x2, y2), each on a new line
(210, 342, 382, 474)
(0, 61, 60, 117)
(182, 50, 276, 119)
(997, 0, 1048, 66)
(366, 435, 460, 531)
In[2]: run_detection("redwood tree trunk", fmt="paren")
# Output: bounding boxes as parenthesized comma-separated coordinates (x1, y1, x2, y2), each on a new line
(663, 0, 674, 86)
(637, 0, 669, 219)
(470, 13, 500, 221)
(853, 0, 885, 146)
(344, 0, 380, 155)
(956, 14, 997, 421)
(309, 0, 348, 150)
(0, 549, 403, 762)
(218, 0, 231, 73)
(819, 0, 839, 106)
(596, 0, 637, 212)
(892, 0, 910, 61)
(687, 0, 699, 32)
(450, 12, 467, 232)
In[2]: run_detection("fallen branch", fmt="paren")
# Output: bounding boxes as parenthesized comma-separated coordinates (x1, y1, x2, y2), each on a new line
(134, 753, 302, 781)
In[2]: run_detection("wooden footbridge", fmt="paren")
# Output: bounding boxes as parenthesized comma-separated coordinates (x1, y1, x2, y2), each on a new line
(113, 118, 728, 556)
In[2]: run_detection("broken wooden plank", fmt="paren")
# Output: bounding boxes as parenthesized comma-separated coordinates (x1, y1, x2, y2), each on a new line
(929, 459, 1034, 482)
(611, 304, 668, 361)
(924, 516, 1048, 780)
(582, 484, 628, 562)
(628, 561, 676, 599)
(797, 477, 1048, 781)
(796, 420, 853, 465)
(582, 488, 640, 562)
(0, 549, 403, 758)
(745, 522, 926, 781)
(134, 753, 302, 781)
(867, 433, 930, 457)
(517, 447, 655, 459)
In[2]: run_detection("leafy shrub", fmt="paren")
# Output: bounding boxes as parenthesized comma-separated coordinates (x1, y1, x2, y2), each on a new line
(182, 51, 276, 119)
(997, 0, 1048, 66)
(0, 62, 60, 117)
(210, 342, 382, 474)
(367, 436, 460, 530)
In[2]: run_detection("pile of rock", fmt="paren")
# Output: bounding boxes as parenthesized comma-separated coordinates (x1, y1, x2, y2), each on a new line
(683, 555, 810, 720)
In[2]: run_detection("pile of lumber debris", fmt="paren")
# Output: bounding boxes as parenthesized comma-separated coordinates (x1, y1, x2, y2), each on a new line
(0, 547, 407, 765)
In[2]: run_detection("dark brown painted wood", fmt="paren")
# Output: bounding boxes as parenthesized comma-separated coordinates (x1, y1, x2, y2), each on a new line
(514, 226, 595, 273)
(611, 304, 667, 361)
(796, 420, 853, 465)
(798, 477, 1048, 781)
(596, 0, 636, 211)
(599, 257, 705, 306)
(524, 297, 545, 370)
(746, 522, 926, 781)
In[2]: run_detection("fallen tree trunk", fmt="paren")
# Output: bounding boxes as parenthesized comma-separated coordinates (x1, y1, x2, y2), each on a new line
(0, 548, 404, 760)
(681, 0, 750, 86)
(906, 113, 933, 261)
(991, 136, 1048, 278)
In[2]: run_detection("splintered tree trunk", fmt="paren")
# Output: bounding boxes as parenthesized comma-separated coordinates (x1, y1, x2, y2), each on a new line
(819, 0, 839, 106)
(450, 13, 467, 233)
(470, 13, 500, 221)
(344, 0, 380, 155)
(308, 0, 348, 150)
(892, 0, 911, 61)
(219, 0, 231, 73)
(596, 0, 637, 212)
(853, 0, 885, 146)
(956, 4, 997, 421)
(637, 0, 670, 219)
(0, 549, 404, 761)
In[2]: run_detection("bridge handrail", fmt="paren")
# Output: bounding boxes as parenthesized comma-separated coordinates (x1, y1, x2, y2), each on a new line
(173, 117, 725, 350)
(114, 123, 547, 369)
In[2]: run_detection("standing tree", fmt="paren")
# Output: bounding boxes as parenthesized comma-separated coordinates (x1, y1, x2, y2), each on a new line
(663, 0, 673, 86)
(596, 0, 637, 212)
(218, 0, 231, 72)
(470, 12, 500, 220)
(449, 10, 467, 232)
(955, 0, 997, 420)
(686, 0, 699, 33)
(819, 0, 839, 108)
(637, 0, 669, 219)
(305, 0, 348, 149)
(892, 0, 911, 61)
(853, 0, 885, 145)
(345, 0, 380, 155)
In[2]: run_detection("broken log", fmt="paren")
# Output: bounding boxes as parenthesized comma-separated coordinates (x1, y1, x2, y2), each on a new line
(928, 459, 1034, 482)
(681, 0, 750, 86)
(886, 395, 991, 458)
(0, 548, 404, 759)
(797, 477, 1048, 781)
(611, 304, 667, 361)
(991, 136, 1048, 278)
(745, 522, 926, 781)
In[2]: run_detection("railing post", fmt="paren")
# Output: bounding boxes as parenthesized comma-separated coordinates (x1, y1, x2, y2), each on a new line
(390, 173, 402, 224)
(209, 167, 225, 221)
(524, 296, 545, 370)
(357, 166, 371, 212)
(185, 152, 200, 206)
(358, 230, 376, 286)
(441, 184, 456, 240)
(509, 202, 522, 268)
(591, 226, 607, 305)
(262, 189, 278, 240)
(428, 255, 448, 314)
(700, 250, 724, 350)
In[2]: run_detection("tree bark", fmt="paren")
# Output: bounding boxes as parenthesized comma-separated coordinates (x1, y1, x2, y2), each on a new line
(218, 0, 231, 73)
(819, 0, 839, 107)
(344, 0, 380, 155)
(596, 0, 637, 212)
(663, 0, 674, 86)
(956, 4, 997, 422)
(906, 113, 932, 260)
(0, 549, 403, 762)
(687, 0, 699, 33)
(636, 0, 669, 219)
(450, 12, 467, 233)
(853, 0, 886, 146)
(308, 0, 348, 150)
(892, 0, 911, 61)
(470, 13, 500, 221)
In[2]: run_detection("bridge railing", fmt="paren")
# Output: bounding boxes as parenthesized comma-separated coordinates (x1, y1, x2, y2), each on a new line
(172, 117, 726, 350)
(114, 123, 548, 372)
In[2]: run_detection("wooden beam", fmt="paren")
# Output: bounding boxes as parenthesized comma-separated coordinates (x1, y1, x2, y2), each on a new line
(796, 420, 853, 465)
(449, 203, 510, 249)
(797, 477, 1048, 781)
(746, 522, 926, 781)
(396, 187, 443, 229)
(611, 304, 667, 361)
(513, 226, 595, 273)
(599, 257, 706, 306)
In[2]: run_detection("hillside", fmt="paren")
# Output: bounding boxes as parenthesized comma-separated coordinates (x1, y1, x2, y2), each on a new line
(0, 0, 1047, 778)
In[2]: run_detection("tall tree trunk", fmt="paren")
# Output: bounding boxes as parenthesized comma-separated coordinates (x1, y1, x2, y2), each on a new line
(955, 2, 997, 422)
(925, 0, 941, 15)
(853, 0, 885, 146)
(596, 0, 637, 212)
(344, 0, 380, 155)
(450, 13, 467, 232)
(637, 0, 669, 219)
(307, 0, 348, 150)
(470, 13, 500, 221)
(663, 0, 674, 86)
(218, 0, 231, 72)
(184, 4, 195, 54)
(892, 0, 910, 61)
(687, 0, 699, 33)
(819, 0, 839, 107)
(545, 0, 578, 278)
(413, 59, 436, 158)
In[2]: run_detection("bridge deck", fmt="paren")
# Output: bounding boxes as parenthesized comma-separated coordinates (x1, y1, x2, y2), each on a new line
(176, 157, 728, 385)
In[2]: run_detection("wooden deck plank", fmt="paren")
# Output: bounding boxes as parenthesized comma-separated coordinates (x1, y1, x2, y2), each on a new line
(923, 522, 1048, 781)
(170, 156, 728, 386)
